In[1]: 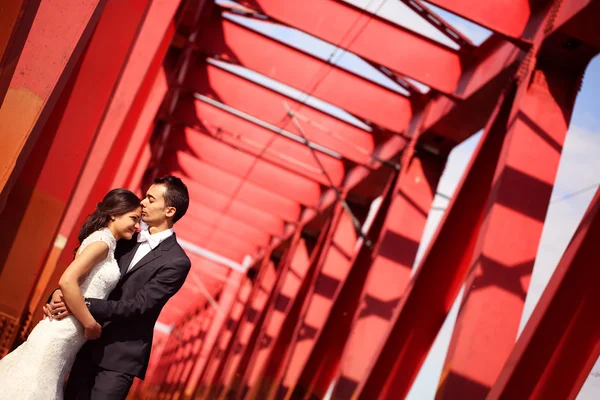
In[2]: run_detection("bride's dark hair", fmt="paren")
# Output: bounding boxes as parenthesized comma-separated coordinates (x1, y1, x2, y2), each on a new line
(77, 188, 141, 247)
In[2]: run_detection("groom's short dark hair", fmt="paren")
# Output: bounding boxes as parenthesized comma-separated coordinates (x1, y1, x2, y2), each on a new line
(154, 175, 189, 223)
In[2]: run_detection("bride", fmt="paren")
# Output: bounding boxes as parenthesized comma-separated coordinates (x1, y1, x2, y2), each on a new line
(0, 188, 142, 399)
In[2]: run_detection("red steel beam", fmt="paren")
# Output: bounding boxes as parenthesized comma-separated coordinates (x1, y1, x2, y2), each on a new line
(185, 177, 291, 230)
(0, 0, 151, 351)
(435, 60, 587, 400)
(231, 238, 314, 398)
(199, 12, 412, 133)
(29, 6, 178, 325)
(243, 211, 338, 399)
(0, 0, 105, 206)
(331, 149, 444, 399)
(488, 189, 600, 399)
(166, 149, 323, 208)
(270, 207, 358, 398)
(236, 0, 462, 93)
(215, 258, 280, 397)
(0, 0, 41, 107)
(349, 82, 517, 399)
(172, 97, 346, 186)
(194, 277, 254, 398)
(185, 61, 377, 165)
(185, 170, 301, 224)
(425, 0, 537, 39)
(291, 169, 398, 399)
(180, 201, 271, 246)
(183, 270, 244, 398)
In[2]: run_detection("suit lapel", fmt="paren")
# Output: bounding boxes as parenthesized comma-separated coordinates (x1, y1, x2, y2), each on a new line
(118, 237, 140, 277)
(123, 234, 177, 278)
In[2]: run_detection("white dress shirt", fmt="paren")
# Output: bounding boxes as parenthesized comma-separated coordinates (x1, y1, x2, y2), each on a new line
(128, 222, 174, 272)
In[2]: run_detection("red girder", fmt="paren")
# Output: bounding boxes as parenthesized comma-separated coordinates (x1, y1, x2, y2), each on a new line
(181, 201, 271, 245)
(177, 218, 259, 257)
(166, 149, 322, 207)
(199, 12, 412, 133)
(172, 100, 345, 186)
(426, 0, 534, 39)
(236, 0, 462, 93)
(185, 61, 377, 165)
(176, 158, 302, 222)
(185, 178, 291, 230)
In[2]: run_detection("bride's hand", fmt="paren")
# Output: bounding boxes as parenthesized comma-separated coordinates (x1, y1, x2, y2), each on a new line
(84, 321, 102, 340)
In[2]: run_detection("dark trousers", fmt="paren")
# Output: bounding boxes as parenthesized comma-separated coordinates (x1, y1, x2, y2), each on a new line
(65, 349, 135, 400)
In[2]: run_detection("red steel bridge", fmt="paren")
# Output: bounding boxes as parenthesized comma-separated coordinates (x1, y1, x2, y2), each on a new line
(1, 0, 599, 399)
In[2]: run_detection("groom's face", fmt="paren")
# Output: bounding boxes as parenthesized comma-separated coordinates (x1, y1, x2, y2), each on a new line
(140, 184, 175, 225)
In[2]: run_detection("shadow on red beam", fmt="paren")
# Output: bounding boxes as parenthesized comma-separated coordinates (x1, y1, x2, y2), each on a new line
(352, 85, 517, 399)
(199, 11, 412, 133)
(0, 0, 41, 107)
(184, 60, 377, 165)
(488, 188, 600, 400)
(235, 0, 462, 93)
(166, 150, 323, 207)
(182, 203, 271, 246)
(171, 98, 346, 186)
(184, 172, 302, 222)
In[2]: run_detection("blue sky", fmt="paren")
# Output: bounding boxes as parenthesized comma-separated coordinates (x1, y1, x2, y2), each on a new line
(212, 1, 600, 397)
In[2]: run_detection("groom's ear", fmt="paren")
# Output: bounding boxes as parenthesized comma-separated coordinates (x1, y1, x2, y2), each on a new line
(165, 206, 176, 219)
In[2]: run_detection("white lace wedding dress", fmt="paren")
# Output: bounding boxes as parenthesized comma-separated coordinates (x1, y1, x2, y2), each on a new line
(0, 228, 122, 399)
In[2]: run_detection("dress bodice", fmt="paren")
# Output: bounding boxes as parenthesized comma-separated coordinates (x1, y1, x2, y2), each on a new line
(77, 228, 121, 299)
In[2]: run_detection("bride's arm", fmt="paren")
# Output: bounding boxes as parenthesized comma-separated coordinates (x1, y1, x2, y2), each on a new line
(58, 242, 108, 339)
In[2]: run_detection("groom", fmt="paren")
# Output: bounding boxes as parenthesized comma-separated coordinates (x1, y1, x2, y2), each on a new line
(45, 175, 192, 399)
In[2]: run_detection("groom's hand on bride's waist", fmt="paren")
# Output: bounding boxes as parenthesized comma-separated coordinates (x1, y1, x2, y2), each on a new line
(43, 290, 71, 321)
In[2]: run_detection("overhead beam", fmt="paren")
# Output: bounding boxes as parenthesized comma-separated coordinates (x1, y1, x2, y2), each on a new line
(184, 168, 302, 223)
(199, 12, 412, 133)
(185, 61, 378, 165)
(235, 0, 462, 93)
(171, 100, 345, 186)
(165, 148, 323, 208)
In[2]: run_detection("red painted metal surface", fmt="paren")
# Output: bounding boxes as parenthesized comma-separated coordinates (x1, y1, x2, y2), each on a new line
(0, 0, 151, 349)
(182, 270, 243, 397)
(488, 189, 600, 399)
(351, 85, 517, 399)
(331, 150, 444, 398)
(274, 208, 358, 398)
(200, 12, 412, 133)
(214, 258, 279, 395)
(436, 64, 585, 399)
(0, 0, 41, 107)
(236, 0, 462, 93)
(185, 61, 377, 165)
(195, 276, 254, 398)
(236, 238, 314, 398)
(426, 0, 533, 38)
(172, 98, 346, 186)
(167, 149, 323, 208)
(0, 0, 105, 203)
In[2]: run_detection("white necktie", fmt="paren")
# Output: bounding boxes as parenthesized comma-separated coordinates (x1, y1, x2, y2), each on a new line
(137, 229, 160, 249)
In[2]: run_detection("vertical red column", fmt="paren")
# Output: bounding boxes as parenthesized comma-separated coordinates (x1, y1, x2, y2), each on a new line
(0, 0, 105, 206)
(437, 63, 586, 399)
(0, 0, 41, 107)
(195, 277, 254, 398)
(28, 2, 178, 325)
(489, 189, 600, 400)
(211, 255, 281, 398)
(292, 172, 398, 400)
(182, 270, 244, 398)
(235, 239, 313, 399)
(330, 150, 444, 398)
(262, 206, 357, 398)
(0, 0, 152, 353)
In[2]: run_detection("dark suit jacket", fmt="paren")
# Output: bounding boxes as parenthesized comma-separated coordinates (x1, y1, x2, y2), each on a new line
(83, 232, 191, 379)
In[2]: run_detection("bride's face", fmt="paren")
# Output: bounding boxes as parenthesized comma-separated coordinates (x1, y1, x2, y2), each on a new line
(112, 207, 142, 240)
